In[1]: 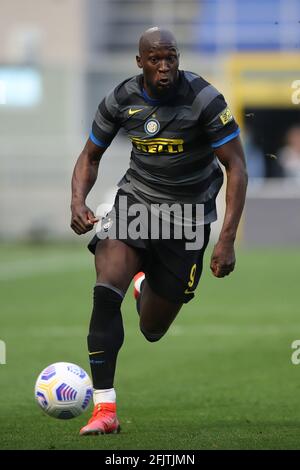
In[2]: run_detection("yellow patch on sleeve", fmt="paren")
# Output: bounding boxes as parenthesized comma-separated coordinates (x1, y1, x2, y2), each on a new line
(220, 108, 233, 125)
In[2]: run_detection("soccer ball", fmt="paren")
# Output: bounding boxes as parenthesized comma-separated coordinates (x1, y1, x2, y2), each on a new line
(34, 362, 93, 419)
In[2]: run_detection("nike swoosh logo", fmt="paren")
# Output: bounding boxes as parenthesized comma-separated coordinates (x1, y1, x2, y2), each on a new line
(128, 108, 143, 116)
(89, 351, 104, 355)
(184, 289, 195, 295)
(106, 418, 117, 425)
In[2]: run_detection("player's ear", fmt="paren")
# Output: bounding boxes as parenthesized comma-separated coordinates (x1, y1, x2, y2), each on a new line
(136, 55, 143, 69)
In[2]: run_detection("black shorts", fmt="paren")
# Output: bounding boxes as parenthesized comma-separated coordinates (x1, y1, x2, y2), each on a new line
(88, 190, 211, 304)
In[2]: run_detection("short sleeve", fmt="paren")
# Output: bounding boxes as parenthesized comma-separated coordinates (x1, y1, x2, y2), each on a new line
(90, 88, 121, 147)
(201, 93, 240, 148)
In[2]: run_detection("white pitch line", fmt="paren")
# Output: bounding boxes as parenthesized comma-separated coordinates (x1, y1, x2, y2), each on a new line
(28, 326, 84, 337)
(2, 323, 300, 340)
(123, 323, 300, 337)
(0, 254, 91, 280)
(168, 324, 300, 336)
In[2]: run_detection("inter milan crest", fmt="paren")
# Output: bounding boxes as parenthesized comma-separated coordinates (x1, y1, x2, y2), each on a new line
(144, 118, 160, 136)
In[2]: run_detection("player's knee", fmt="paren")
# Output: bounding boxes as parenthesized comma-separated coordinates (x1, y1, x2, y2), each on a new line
(139, 326, 166, 343)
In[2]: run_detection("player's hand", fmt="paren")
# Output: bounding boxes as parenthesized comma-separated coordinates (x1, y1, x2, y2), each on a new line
(210, 240, 236, 278)
(70, 203, 99, 235)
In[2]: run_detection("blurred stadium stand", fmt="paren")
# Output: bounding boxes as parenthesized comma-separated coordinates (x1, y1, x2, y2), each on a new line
(0, 0, 299, 244)
(197, 0, 300, 52)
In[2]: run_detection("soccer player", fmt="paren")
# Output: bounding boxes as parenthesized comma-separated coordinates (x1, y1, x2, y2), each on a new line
(71, 27, 248, 435)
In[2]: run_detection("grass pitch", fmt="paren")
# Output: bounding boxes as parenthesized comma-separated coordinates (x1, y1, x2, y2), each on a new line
(0, 242, 299, 450)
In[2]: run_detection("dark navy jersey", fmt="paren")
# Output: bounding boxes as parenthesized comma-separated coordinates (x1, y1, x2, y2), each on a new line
(90, 70, 240, 223)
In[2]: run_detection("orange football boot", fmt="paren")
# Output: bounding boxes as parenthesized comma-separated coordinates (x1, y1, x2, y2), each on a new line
(133, 272, 145, 300)
(80, 403, 120, 435)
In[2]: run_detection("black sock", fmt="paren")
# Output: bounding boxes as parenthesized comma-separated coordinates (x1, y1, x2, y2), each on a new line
(87, 285, 124, 389)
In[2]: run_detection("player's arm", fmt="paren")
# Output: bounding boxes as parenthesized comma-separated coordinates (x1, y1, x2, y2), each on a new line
(71, 139, 106, 235)
(210, 136, 248, 278)
(71, 88, 120, 235)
